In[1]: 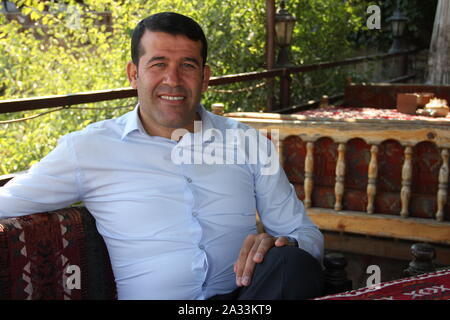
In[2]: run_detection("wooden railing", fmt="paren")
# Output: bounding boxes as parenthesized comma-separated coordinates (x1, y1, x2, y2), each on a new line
(0, 49, 418, 116)
(225, 111, 450, 248)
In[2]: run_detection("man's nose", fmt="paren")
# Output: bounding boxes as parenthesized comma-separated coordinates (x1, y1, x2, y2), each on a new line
(163, 66, 181, 87)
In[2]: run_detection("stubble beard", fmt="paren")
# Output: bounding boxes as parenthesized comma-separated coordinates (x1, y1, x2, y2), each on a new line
(139, 94, 201, 134)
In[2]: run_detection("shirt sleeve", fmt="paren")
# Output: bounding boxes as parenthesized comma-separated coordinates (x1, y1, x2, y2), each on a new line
(252, 132, 324, 264)
(0, 133, 82, 218)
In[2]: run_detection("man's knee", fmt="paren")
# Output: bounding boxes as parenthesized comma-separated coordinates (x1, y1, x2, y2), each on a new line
(265, 246, 320, 270)
(265, 246, 324, 298)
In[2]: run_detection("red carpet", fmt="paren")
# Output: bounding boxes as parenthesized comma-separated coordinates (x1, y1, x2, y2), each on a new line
(315, 269, 450, 300)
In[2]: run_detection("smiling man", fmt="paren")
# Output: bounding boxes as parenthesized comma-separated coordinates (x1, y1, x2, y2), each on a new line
(0, 12, 324, 300)
(127, 27, 210, 138)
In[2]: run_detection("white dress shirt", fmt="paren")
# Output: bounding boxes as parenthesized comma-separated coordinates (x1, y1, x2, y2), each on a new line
(0, 104, 323, 299)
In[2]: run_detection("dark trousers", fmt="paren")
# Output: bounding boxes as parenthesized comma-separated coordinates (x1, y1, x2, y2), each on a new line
(210, 246, 323, 300)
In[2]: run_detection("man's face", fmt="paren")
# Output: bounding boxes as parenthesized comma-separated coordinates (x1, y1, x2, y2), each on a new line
(127, 30, 210, 138)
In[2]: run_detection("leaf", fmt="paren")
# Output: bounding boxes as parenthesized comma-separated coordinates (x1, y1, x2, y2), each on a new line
(22, 7, 33, 15)
(37, 2, 45, 12)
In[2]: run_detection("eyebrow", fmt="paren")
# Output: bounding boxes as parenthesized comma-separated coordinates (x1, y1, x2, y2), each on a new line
(145, 56, 166, 66)
(183, 57, 201, 67)
(145, 56, 201, 67)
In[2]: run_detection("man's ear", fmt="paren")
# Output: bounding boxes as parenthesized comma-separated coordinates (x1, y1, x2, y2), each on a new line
(201, 65, 211, 93)
(127, 61, 138, 89)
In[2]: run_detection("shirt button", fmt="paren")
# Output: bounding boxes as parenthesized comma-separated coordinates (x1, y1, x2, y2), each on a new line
(199, 245, 205, 250)
(193, 212, 198, 217)
(186, 177, 193, 183)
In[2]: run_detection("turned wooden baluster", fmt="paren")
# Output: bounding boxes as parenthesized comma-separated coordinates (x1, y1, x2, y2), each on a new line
(334, 143, 346, 211)
(436, 148, 449, 222)
(400, 146, 413, 218)
(367, 145, 379, 214)
(304, 142, 314, 208)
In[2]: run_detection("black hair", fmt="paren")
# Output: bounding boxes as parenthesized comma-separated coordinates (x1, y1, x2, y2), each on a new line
(131, 12, 208, 67)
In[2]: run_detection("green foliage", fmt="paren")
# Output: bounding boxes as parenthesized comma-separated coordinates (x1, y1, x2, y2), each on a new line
(350, 0, 438, 51)
(0, 0, 376, 174)
(290, 0, 366, 64)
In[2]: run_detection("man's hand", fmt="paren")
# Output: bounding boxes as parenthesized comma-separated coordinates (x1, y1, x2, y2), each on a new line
(233, 233, 295, 287)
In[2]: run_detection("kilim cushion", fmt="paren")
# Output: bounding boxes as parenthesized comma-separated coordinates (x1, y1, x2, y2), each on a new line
(0, 207, 116, 300)
(314, 268, 450, 300)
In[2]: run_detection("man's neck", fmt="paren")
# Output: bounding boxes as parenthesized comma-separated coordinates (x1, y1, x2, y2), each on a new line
(138, 110, 202, 140)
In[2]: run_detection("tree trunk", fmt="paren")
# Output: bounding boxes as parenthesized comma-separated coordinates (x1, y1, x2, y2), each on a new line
(427, 0, 450, 84)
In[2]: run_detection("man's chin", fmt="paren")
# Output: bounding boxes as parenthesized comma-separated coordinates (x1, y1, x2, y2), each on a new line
(160, 117, 196, 130)
(159, 110, 200, 129)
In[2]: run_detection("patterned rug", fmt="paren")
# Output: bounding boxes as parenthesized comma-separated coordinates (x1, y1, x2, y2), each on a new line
(0, 207, 116, 300)
(315, 269, 450, 300)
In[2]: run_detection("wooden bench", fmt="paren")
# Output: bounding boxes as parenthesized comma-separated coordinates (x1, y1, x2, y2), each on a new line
(227, 83, 450, 274)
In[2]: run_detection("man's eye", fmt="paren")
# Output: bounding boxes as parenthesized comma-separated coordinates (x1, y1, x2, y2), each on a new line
(151, 63, 165, 68)
(182, 63, 196, 69)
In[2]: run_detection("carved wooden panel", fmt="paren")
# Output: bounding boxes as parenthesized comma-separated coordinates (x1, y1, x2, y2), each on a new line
(283, 135, 306, 184)
(312, 137, 337, 209)
(283, 135, 306, 201)
(375, 140, 404, 215)
(410, 142, 440, 219)
(343, 138, 370, 212)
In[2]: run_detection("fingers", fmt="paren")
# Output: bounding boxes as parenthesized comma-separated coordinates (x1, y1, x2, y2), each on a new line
(234, 233, 276, 287)
(234, 234, 256, 287)
(274, 236, 289, 247)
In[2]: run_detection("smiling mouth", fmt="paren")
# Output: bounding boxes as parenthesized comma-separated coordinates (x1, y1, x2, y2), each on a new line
(160, 95, 185, 101)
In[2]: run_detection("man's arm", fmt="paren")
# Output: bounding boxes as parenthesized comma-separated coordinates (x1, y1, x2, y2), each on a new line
(0, 134, 82, 218)
(234, 131, 324, 287)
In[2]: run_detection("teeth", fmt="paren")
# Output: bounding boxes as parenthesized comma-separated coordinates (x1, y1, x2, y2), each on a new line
(161, 95, 184, 101)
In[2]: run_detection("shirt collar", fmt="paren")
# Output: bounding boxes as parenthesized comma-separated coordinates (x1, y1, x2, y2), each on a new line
(121, 104, 146, 140)
(120, 103, 219, 144)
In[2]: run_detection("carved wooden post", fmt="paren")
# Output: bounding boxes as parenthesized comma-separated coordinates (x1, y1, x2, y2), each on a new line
(279, 71, 292, 110)
(304, 142, 314, 208)
(367, 145, 379, 214)
(323, 252, 353, 294)
(436, 148, 449, 222)
(400, 146, 413, 218)
(334, 143, 346, 211)
(405, 243, 436, 276)
(265, 0, 276, 112)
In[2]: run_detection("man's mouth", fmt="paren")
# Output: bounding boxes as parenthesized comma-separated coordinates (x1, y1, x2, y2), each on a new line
(160, 95, 185, 101)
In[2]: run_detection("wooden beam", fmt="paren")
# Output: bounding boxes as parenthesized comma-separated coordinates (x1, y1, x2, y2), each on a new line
(266, 0, 276, 70)
(322, 231, 450, 266)
(265, 0, 276, 112)
(288, 49, 421, 74)
(0, 88, 138, 113)
(228, 116, 450, 148)
(307, 208, 450, 245)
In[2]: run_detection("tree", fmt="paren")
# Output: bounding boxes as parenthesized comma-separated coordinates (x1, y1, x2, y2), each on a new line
(0, 0, 371, 174)
(427, 0, 450, 84)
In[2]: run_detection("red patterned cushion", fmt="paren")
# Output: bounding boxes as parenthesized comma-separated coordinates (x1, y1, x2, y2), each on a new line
(0, 207, 116, 300)
(315, 269, 450, 300)
(296, 107, 450, 121)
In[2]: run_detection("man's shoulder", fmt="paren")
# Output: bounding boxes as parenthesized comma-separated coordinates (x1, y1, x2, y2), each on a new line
(62, 111, 130, 142)
(207, 110, 252, 131)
